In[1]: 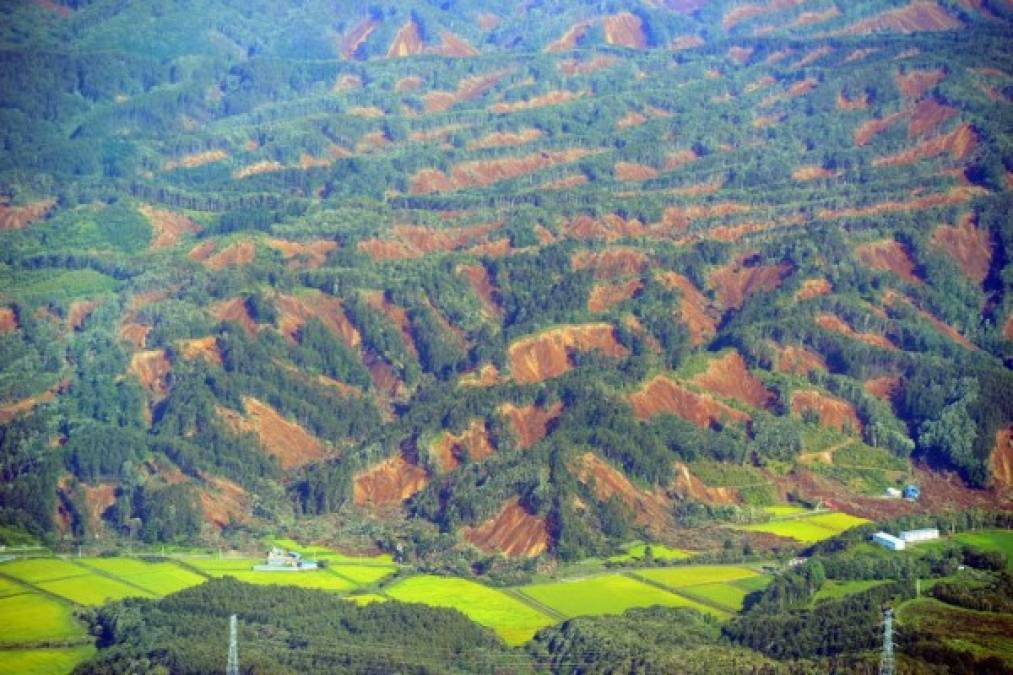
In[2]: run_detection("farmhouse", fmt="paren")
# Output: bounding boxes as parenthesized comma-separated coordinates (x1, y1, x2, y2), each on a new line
(872, 532, 906, 551)
(253, 547, 319, 571)
(900, 528, 939, 544)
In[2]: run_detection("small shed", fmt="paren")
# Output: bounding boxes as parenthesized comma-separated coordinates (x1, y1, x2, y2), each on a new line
(903, 485, 920, 500)
(885, 487, 902, 499)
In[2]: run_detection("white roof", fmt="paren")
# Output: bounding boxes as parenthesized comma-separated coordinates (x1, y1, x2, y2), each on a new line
(872, 531, 905, 545)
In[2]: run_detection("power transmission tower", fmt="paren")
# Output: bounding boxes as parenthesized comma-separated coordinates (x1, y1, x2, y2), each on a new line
(879, 608, 895, 675)
(227, 614, 239, 675)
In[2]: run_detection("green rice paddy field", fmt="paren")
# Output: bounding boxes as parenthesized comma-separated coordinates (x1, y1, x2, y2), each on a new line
(0, 646, 97, 675)
(736, 511, 870, 543)
(952, 530, 1013, 568)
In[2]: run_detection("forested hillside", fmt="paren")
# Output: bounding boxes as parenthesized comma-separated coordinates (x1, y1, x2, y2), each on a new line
(1, 0, 1011, 567)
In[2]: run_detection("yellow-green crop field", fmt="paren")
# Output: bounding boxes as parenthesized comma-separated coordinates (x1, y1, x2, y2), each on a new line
(635, 565, 760, 588)
(519, 574, 721, 619)
(272, 538, 395, 564)
(384, 575, 555, 646)
(682, 582, 750, 612)
(344, 593, 387, 606)
(0, 558, 88, 583)
(0, 592, 83, 644)
(0, 646, 96, 675)
(606, 542, 692, 563)
(37, 573, 149, 605)
(327, 564, 397, 585)
(81, 558, 206, 596)
(763, 505, 810, 517)
(952, 530, 1013, 567)
(736, 512, 869, 543)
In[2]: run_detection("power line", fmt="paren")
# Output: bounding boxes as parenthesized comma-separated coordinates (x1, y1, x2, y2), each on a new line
(227, 614, 239, 675)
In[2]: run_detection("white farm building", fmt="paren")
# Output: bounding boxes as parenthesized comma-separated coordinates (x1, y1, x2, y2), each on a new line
(872, 532, 906, 551)
(900, 528, 940, 544)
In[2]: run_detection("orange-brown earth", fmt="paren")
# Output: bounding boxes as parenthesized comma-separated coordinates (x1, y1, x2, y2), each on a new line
(660, 202, 752, 231)
(617, 111, 649, 129)
(854, 111, 906, 146)
(197, 240, 256, 270)
(1005, 316, 1013, 341)
(163, 149, 228, 171)
(364, 290, 419, 357)
(499, 401, 563, 449)
(792, 390, 864, 433)
(776, 344, 828, 375)
(67, 300, 98, 331)
(79, 483, 117, 532)
(931, 213, 991, 284)
(843, 48, 880, 63)
(818, 186, 983, 220)
(490, 90, 582, 114)
(656, 271, 718, 345)
(603, 12, 647, 49)
(218, 396, 328, 470)
(753, 113, 782, 128)
(673, 462, 740, 505)
(275, 292, 361, 348)
(588, 279, 643, 312)
(118, 322, 149, 348)
(435, 31, 479, 57)
(855, 240, 922, 284)
(459, 364, 501, 388)
(266, 238, 338, 269)
(468, 128, 543, 150)
(572, 247, 648, 279)
(353, 455, 429, 508)
(709, 255, 792, 309)
(664, 149, 700, 171)
(0, 381, 67, 425)
(387, 21, 424, 58)
(0, 307, 18, 332)
(573, 452, 671, 530)
(410, 149, 593, 194)
(177, 336, 223, 366)
(559, 55, 617, 76)
(358, 222, 500, 260)
(791, 46, 834, 68)
(991, 426, 1013, 489)
(746, 74, 776, 93)
(463, 498, 550, 557)
(431, 419, 496, 471)
(0, 198, 55, 230)
(339, 18, 379, 59)
(786, 77, 818, 98)
(796, 277, 833, 300)
(792, 165, 838, 181)
(865, 375, 901, 400)
(614, 162, 659, 182)
(882, 290, 976, 350)
(728, 46, 755, 64)
(477, 13, 500, 31)
(422, 69, 509, 113)
(691, 351, 774, 409)
(837, 91, 870, 110)
(211, 297, 257, 333)
(129, 349, 171, 396)
(332, 74, 362, 92)
(896, 67, 946, 98)
(836, 1, 962, 35)
(816, 313, 897, 350)
(722, 0, 806, 30)
(458, 263, 502, 318)
(138, 204, 200, 250)
(541, 174, 589, 190)
(671, 34, 706, 51)
(872, 124, 977, 167)
(629, 375, 751, 427)
(545, 21, 592, 53)
(908, 98, 958, 137)
(349, 106, 385, 118)
(792, 7, 840, 27)
(395, 75, 423, 93)
(232, 161, 284, 180)
(508, 323, 628, 384)
(198, 475, 249, 528)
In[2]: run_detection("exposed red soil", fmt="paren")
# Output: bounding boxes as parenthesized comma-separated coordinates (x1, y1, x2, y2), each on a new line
(435, 31, 479, 57)
(1006, 316, 1013, 341)
(836, 1, 962, 35)
(67, 300, 98, 330)
(138, 204, 200, 250)
(764, 48, 794, 65)
(629, 375, 751, 427)
(815, 313, 897, 350)
(339, 19, 379, 59)
(0, 198, 55, 230)
(203, 240, 256, 270)
(661, 202, 752, 231)
(410, 149, 593, 194)
(854, 111, 906, 146)
(355, 130, 390, 153)
(545, 21, 592, 53)
(218, 396, 328, 470)
(855, 240, 922, 284)
(541, 174, 589, 190)
(617, 111, 649, 129)
(395, 75, 423, 93)
(423, 69, 509, 113)
(177, 336, 223, 366)
(358, 222, 500, 260)
(673, 462, 739, 505)
(129, 349, 171, 396)
(746, 74, 776, 93)
(664, 149, 700, 171)
(656, 271, 718, 345)
(367, 357, 407, 404)
(79, 483, 116, 532)
(837, 91, 870, 110)
(572, 247, 648, 279)
(232, 161, 284, 180)
(457, 263, 502, 318)
(709, 255, 792, 309)
(603, 12, 647, 49)
(722, 0, 806, 30)
(387, 21, 424, 58)
(573, 452, 671, 530)
(792, 7, 839, 27)
(792, 389, 864, 433)
(691, 351, 774, 409)
(558, 55, 617, 76)
(796, 277, 833, 300)
(0, 380, 67, 425)
(753, 113, 782, 128)
(776, 344, 828, 375)
(187, 240, 216, 263)
(463, 498, 549, 557)
(332, 74, 362, 92)
(728, 46, 754, 64)
(459, 364, 501, 388)
(670, 34, 705, 51)
(499, 401, 563, 449)
(896, 67, 946, 98)
(349, 105, 385, 119)
(931, 213, 991, 284)
(791, 47, 833, 69)
(614, 162, 659, 182)
(908, 98, 958, 137)
(275, 292, 361, 348)
(118, 322, 149, 348)
(864, 375, 901, 400)
(163, 149, 228, 171)
(431, 419, 495, 471)
(477, 13, 500, 31)
(588, 279, 643, 312)
(0, 307, 18, 333)
(508, 323, 628, 384)
(490, 90, 581, 114)
(466, 237, 512, 257)
(408, 124, 467, 143)
(266, 238, 337, 269)
(818, 186, 983, 220)
(468, 128, 543, 150)
(353, 455, 429, 507)
(792, 165, 838, 181)
(198, 475, 249, 528)
(363, 291, 418, 358)
(991, 427, 1013, 489)
(882, 290, 976, 350)
(211, 297, 257, 333)
(872, 124, 977, 167)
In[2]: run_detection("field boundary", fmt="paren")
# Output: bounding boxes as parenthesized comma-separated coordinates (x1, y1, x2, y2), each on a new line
(625, 572, 732, 617)
(0, 570, 84, 608)
(502, 587, 568, 622)
(71, 560, 157, 598)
